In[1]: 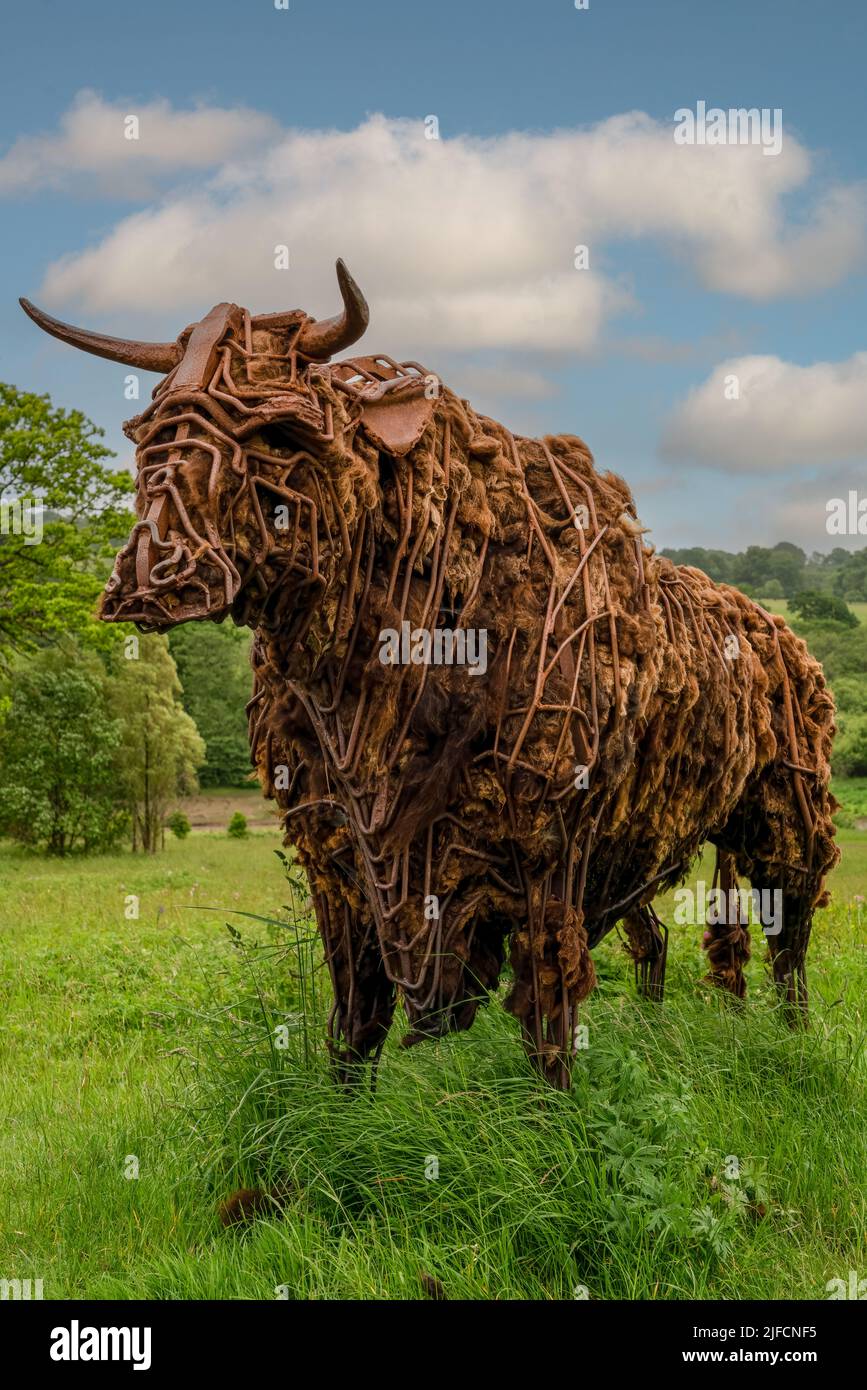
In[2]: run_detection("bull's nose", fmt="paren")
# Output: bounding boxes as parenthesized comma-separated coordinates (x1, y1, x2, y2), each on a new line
(101, 502, 239, 630)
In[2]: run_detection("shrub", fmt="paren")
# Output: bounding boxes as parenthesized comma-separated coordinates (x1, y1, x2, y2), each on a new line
(227, 811, 248, 839)
(167, 810, 191, 839)
(831, 676, 867, 716)
(792, 621, 867, 683)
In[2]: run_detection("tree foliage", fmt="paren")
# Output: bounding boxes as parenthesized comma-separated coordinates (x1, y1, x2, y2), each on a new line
(0, 645, 127, 854)
(793, 621, 867, 685)
(789, 591, 858, 628)
(833, 714, 867, 777)
(108, 636, 205, 853)
(168, 621, 253, 787)
(0, 383, 135, 664)
(661, 541, 867, 602)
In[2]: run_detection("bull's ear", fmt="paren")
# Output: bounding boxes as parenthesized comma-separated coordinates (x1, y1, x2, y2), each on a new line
(359, 386, 435, 457)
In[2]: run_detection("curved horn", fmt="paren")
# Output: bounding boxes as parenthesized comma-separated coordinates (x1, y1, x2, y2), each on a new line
(296, 259, 369, 360)
(19, 298, 181, 374)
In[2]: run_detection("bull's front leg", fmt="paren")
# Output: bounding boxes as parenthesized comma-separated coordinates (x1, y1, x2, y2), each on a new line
(504, 883, 597, 1090)
(621, 904, 669, 1002)
(295, 830, 396, 1084)
(702, 849, 751, 1001)
(314, 887, 396, 1083)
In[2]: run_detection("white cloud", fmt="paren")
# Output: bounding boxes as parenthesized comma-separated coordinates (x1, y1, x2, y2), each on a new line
(446, 362, 559, 402)
(0, 90, 279, 196)
(14, 102, 867, 355)
(661, 352, 867, 472)
(771, 469, 867, 549)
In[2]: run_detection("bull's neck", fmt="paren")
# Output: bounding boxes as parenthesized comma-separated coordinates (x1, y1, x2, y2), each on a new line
(253, 435, 471, 699)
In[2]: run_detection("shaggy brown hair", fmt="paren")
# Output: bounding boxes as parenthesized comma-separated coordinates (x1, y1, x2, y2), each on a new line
(247, 362, 838, 1087)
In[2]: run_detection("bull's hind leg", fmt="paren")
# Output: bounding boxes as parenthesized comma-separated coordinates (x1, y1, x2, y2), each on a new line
(622, 904, 669, 1002)
(714, 781, 836, 1024)
(748, 879, 815, 1020)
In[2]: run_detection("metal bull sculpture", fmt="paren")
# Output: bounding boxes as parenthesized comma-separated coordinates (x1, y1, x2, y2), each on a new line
(21, 262, 839, 1087)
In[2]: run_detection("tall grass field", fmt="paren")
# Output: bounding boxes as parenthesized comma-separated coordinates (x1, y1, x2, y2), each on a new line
(1, 821, 865, 1301)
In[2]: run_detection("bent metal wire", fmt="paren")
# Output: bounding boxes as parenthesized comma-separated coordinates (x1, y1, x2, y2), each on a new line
(104, 312, 327, 628)
(103, 315, 434, 634)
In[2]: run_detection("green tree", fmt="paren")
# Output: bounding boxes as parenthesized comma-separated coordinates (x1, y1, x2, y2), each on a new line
(756, 578, 785, 600)
(0, 644, 127, 854)
(109, 636, 205, 853)
(168, 621, 253, 787)
(833, 714, 867, 777)
(765, 542, 806, 597)
(831, 548, 867, 603)
(789, 591, 858, 627)
(793, 622, 867, 683)
(732, 545, 771, 592)
(660, 548, 735, 583)
(0, 383, 135, 665)
(831, 675, 867, 716)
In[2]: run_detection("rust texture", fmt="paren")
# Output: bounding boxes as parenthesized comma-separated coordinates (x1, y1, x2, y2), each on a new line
(21, 264, 839, 1088)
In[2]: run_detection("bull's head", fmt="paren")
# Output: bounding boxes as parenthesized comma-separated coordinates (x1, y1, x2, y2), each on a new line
(21, 262, 434, 638)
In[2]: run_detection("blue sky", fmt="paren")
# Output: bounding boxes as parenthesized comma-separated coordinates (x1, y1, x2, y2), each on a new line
(2, 0, 866, 551)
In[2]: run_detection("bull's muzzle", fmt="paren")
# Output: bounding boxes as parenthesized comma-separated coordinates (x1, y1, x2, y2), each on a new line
(101, 492, 239, 631)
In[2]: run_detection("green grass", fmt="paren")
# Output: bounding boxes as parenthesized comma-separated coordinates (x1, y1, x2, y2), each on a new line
(833, 776, 867, 825)
(1, 827, 866, 1300)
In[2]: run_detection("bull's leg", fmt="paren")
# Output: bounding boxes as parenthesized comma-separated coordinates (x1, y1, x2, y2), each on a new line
(710, 833, 826, 1024)
(622, 904, 669, 1002)
(713, 776, 835, 1026)
(400, 909, 509, 1049)
(288, 821, 396, 1084)
(749, 880, 815, 1022)
(305, 879, 395, 1086)
(702, 848, 751, 1001)
(504, 892, 597, 1090)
